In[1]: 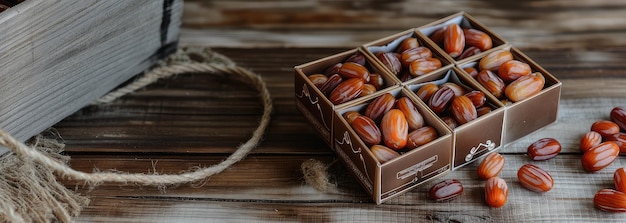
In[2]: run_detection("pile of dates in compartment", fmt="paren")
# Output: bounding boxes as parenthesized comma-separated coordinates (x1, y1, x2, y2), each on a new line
(416, 81, 489, 130)
(344, 93, 439, 164)
(374, 36, 443, 82)
(307, 53, 386, 105)
(429, 23, 545, 104)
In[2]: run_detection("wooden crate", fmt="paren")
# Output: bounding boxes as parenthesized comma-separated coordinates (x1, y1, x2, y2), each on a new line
(0, 0, 182, 154)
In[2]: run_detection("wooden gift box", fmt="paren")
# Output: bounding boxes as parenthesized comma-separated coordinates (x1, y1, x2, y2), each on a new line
(0, 0, 183, 154)
(294, 11, 561, 204)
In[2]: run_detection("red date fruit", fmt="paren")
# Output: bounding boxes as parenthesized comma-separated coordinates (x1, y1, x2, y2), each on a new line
(406, 126, 438, 149)
(345, 53, 366, 66)
(610, 107, 626, 131)
(477, 70, 506, 99)
(517, 164, 554, 193)
(368, 73, 385, 90)
(457, 46, 482, 60)
(444, 23, 465, 58)
(329, 78, 363, 105)
(463, 67, 478, 79)
(377, 52, 402, 76)
(350, 115, 381, 146)
(324, 63, 342, 76)
(605, 133, 626, 154)
(396, 97, 424, 131)
(343, 111, 361, 125)
(591, 120, 621, 139)
(408, 58, 442, 76)
(580, 131, 603, 152)
(319, 74, 342, 95)
(429, 86, 455, 114)
(464, 91, 486, 108)
(477, 152, 505, 180)
(364, 93, 395, 122)
(441, 116, 458, 130)
(450, 95, 478, 125)
(308, 74, 328, 88)
(463, 28, 492, 51)
(594, 189, 626, 212)
(615, 167, 626, 193)
(527, 138, 561, 161)
(485, 177, 508, 208)
(338, 62, 370, 82)
(400, 47, 432, 66)
(498, 60, 531, 83)
(397, 37, 419, 54)
(581, 141, 619, 173)
(429, 179, 463, 202)
(381, 109, 409, 150)
(370, 145, 400, 164)
(416, 83, 439, 102)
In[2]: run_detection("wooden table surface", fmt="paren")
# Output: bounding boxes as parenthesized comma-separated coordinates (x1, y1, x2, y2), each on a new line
(57, 1, 626, 222)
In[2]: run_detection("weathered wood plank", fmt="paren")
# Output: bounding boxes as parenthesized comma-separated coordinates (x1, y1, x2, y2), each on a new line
(180, 0, 626, 49)
(69, 154, 626, 222)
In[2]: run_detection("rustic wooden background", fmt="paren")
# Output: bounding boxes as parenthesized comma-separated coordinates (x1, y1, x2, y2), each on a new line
(55, 0, 626, 222)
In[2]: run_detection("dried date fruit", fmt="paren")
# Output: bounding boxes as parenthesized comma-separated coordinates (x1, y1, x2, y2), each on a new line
(504, 72, 544, 102)
(498, 60, 531, 83)
(308, 74, 328, 88)
(451, 95, 478, 125)
(594, 189, 626, 212)
(591, 120, 620, 138)
(408, 58, 442, 76)
(457, 46, 482, 60)
(364, 93, 396, 122)
(329, 78, 363, 105)
(429, 86, 455, 114)
(429, 179, 463, 202)
(464, 67, 479, 79)
(610, 107, 626, 131)
(476, 107, 492, 117)
(477, 152, 505, 180)
(463, 28, 492, 51)
(338, 62, 370, 82)
(485, 177, 508, 208)
(416, 83, 439, 102)
(397, 37, 420, 54)
(381, 109, 409, 150)
(477, 70, 505, 99)
(441, 82, 466, 97)
(517, 164, 554, 193)
(400, 47, 432, 66)
(406, 126, 438, 149)
(324, 63, 342, 76)
(370, 145, 400, 164)
(527, 138, 561, 161)
(345, 53, 366, 66)
(319, 74, 342, 95)
(444, 23, 465, 58)
(479, 49, 513, 71)
(464, 91, 486, 108)
(615, 168, 626, 193)
(343, 111, 361, 125)
(396, 97, 424, 131)
(368, 73, 385, 90)
(605, 133, 626, 153)
(580, 131, 603, 152)
(429, 28, 445, 45)
(581, 141, 619, 173)
(441, 116, 458, 130)
(359, 84, 377, 97)
(377, 52, 402, 76)
(351, 115, 382, 146)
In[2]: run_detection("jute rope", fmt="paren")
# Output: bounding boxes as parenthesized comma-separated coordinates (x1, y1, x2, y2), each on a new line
(0, 47, 273, 222)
